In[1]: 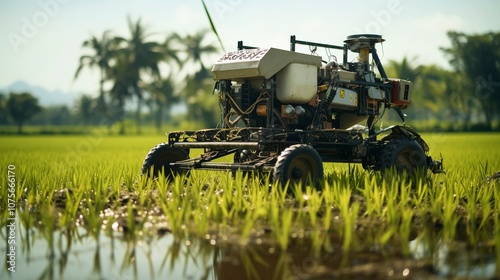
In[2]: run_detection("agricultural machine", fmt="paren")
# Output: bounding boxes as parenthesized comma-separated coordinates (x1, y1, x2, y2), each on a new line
(142, 34, 444, 187)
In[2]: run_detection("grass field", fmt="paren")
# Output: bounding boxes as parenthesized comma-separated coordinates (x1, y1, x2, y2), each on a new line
(1, 131, 499, 278)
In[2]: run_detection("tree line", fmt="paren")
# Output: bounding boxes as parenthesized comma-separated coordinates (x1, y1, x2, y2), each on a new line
(1, 26, 499, 134)
(387, 31, 500, 131)
(72, 16, 220, 134)
(1, 16, 220, 134)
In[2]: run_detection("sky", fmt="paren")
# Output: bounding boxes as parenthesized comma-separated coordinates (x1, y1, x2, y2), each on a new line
(0, 0, 499, 98)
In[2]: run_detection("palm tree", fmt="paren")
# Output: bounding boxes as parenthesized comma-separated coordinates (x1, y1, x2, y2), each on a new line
(113, 16, 164, 134)
(74, 31, 114, 115)
(148, 76, 178, 132)
(108, 53, 136, 135)
(162, 33, 181, 69)
(173, 30, 219, 125)
(75, 94, 95, 125)
(145, 34, 184, 131)
(176, 30, 219, 80)
(386, 56, 422, 81)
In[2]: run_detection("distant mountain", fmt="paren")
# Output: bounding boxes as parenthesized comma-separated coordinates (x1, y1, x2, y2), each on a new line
(1, 81, 78, 106)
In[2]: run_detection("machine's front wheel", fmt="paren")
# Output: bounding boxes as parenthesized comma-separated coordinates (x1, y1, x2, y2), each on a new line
(141, 143, 189, 179)
(273, 144, 324, 189)
(378, 138, 427, 175)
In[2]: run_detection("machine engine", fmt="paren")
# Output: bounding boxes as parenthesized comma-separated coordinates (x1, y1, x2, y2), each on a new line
(212, 34, 413, 132)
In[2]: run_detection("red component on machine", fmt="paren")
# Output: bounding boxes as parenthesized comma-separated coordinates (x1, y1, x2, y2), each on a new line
(389, 79, 412, 109)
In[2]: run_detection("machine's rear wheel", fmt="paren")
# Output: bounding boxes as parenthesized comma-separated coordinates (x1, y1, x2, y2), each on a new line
(141, 143, 189, 179)
(273, 144, 324, 189)
(379, 138, 427, 175)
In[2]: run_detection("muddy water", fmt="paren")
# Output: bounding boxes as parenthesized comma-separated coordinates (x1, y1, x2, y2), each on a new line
(1, 223, 497, 280)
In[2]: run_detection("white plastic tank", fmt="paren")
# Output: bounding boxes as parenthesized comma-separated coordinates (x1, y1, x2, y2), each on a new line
(276, 63, 317, 104)
(212, 47, 320, 104)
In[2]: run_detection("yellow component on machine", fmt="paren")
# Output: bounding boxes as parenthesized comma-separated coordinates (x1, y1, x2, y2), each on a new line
(331, 87, 358, 108)
(317, 84, 328, 93)
(359, 47, 370, 63)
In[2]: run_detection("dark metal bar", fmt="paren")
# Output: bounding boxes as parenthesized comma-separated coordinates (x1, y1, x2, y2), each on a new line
(237, 40, 258, 50)
(173, 142, 261, 149)
(338, 79, 393, 88)
(343, 43, 348, 67)
(371, 46, 388, 80)
(290, 35, 344, 51)
(172, 162, 274, 172)
(319, 157, 363, 164)
(312, 142, 360, 147)
(367, 115, 376, 138)
(267, 77, 276, 128)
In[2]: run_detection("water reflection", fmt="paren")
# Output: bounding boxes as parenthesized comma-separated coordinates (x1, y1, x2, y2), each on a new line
(1, 221, 498, 279)
(410, 226, 497, 278)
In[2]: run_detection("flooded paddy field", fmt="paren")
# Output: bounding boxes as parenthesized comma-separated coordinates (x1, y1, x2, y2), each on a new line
(1, 133, 499, 279)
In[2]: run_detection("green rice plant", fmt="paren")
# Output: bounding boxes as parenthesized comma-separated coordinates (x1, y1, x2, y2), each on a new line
(292, 183, 307, 222)
(398, 208, 414, 256)
(378, 226, 396, 246)
(321, 202, 333, 233)
(263, 180, 297, 249)
(496, 232, 500, 276)
(125, 200, 137, 239)
(360, 174, 386, 218)
(40, 205, 57, 258)
(228, 172, 245, 217)
(269, 205, 294, 250)
(494, 200, 500, 274)
(216, 172, 246, 225)
(185, 176, 209, 237)
(17, 209, 34, 257)
(240, 178, 268, 242)
(82, 194, 103, 242)
(58, 188, 83, 230)
(493, 179, 500, 224)
(156, 176, 182, 234)
(411, 177, 429, 213)
(428, 182, 445, 223)
(338, 187, 358, 251)
(303, 186, 322, 227)
(441, 184, 460, 241)
(476, 179, 495, 230)
(384, 179, 402, 227)
(320, 179, 335, 205)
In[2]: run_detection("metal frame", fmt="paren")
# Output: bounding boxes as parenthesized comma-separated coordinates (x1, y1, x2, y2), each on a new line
(168, 127, 364, 173)
(289, 35, 348, 67)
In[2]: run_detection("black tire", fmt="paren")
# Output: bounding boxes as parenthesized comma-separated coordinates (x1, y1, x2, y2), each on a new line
(141, 143, 189, 179)
(378, 139, 427, 175)
(273, 144, 324, 189)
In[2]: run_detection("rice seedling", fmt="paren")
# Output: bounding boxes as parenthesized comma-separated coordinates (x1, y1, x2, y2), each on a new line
(338, 187, 359, 251)
(40, 205, 57, 258)
(398, 207, 414, 255)
(360, 174, 386, 218)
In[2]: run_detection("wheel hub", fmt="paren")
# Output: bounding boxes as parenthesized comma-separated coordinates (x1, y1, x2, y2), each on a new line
(289, 156, 315, 182)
